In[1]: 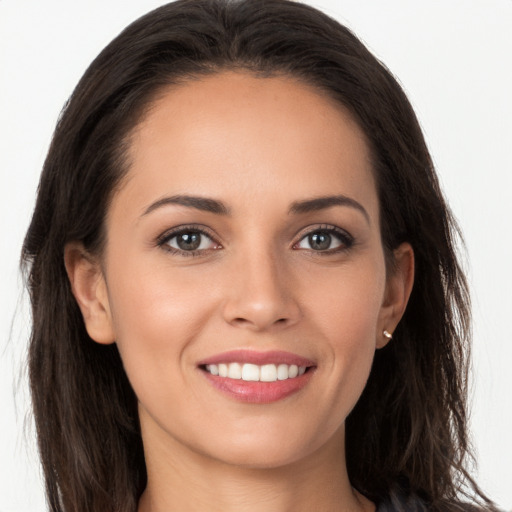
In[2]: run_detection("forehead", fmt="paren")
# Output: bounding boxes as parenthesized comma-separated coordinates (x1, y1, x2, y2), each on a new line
(118, 71, 377, 219)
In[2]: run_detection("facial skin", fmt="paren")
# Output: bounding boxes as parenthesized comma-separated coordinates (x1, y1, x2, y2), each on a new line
(66, 72, 414, 512)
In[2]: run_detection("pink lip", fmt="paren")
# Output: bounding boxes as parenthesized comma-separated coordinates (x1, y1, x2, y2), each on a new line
(197, 350, 316, 367)
(197, 350, 316, 404)
(202, 370, 314, 404)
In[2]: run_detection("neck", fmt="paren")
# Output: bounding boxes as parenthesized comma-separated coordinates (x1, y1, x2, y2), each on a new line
(137, 419, 374, 512)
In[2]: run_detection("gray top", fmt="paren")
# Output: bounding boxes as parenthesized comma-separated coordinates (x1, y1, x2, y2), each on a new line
(376, 494, 428, 512)
(376, 494, 484, 512)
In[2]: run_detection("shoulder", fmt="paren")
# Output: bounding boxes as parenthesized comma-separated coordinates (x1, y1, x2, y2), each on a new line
(376, 493, 428, 512)
(376, 494, 498, 512)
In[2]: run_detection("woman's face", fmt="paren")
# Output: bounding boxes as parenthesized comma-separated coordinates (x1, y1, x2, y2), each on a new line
(77, 71, 412, 469)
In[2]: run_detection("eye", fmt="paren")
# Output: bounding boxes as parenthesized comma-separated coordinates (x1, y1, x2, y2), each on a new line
(294, 227, 353, 252)
(158, 226, 220, 255)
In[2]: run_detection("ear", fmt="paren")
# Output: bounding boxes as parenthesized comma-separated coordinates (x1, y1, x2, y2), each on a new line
(64, 242, 115, 345)
(377, 242, 415, 348)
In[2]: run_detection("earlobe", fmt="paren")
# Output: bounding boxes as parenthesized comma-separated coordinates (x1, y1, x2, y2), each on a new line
(377, 242, 415, 348)
(64, 242, 115, 345)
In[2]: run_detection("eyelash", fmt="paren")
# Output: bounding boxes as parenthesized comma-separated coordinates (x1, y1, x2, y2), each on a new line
(156, 224, 354, 257)
(292, 224, 354, 255)
(156, 224, 221, 257)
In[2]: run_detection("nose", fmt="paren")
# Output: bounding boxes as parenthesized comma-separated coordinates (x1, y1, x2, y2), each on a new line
(222, 248, 302, 332)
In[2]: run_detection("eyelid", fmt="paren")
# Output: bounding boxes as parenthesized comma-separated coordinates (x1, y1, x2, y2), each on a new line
(292, 224, 354, 251)
(156, 224, 222, 254)
(155, 223, 353, 256)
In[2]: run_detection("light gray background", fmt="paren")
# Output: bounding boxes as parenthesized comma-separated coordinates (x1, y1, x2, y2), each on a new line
(1, 1, 511, 510)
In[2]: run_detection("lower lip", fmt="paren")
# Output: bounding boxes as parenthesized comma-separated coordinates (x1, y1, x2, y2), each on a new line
(201, 369, 314, 404)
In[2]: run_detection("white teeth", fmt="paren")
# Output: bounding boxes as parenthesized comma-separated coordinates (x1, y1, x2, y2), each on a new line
(205, 362, 308, 381)
(228, 362, 242, 379)
(277, 364, 289, 380)
(288, 364, 298, 378)
(260, 364, 277, 382)
(241, 363, 259, 381)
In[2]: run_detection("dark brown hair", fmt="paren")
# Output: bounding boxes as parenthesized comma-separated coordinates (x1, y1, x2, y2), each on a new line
(21, 1, 495, 511)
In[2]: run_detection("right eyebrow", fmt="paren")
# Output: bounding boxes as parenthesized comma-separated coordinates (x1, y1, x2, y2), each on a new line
(141, 195, 231, 217)
(289, 194, 370, 225)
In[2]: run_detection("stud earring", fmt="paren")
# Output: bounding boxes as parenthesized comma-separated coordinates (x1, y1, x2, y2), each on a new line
(383, 330, 393, 340)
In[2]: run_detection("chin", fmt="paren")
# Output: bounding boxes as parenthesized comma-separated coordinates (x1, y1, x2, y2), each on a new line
(207, 444, 311, 470)
(194, 423, 342, 471)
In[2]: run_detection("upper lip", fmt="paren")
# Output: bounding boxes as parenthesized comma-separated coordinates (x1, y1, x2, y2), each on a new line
(197, 350, 316, 367)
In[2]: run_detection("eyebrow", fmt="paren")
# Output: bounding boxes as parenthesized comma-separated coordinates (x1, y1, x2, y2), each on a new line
(141, 193, 369, 223)
(142, 195, 230, 216)
(289, 195, 370, 224)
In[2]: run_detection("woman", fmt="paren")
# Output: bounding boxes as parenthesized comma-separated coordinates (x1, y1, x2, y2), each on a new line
(20, 1, 497, 511)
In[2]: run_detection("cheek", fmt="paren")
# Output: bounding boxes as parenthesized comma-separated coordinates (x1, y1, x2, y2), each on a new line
(105, 259, 217, 398)
(301, 257, 386, 406)
(108, 252, 217, 336)
(302, 255, 386, 342)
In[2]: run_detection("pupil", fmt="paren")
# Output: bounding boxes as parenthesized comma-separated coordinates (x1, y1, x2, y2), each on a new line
(309, 232, 331, 250)
(177, 232, 201, 250)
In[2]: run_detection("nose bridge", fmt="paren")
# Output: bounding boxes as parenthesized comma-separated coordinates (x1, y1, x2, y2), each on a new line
(223, 242, 300, 330)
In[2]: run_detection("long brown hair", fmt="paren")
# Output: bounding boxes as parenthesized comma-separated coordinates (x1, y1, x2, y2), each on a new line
(21, 1, 495, 511)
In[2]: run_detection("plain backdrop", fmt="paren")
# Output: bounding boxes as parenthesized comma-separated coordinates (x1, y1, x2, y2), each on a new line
(1, 1, 511, 511)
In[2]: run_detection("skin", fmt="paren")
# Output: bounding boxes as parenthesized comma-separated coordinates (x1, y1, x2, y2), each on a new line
(65, 71, 414, 512)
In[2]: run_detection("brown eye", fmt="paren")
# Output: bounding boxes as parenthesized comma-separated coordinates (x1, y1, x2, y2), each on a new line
(164, 229, 218, 252)
(175, 232, 202, 251)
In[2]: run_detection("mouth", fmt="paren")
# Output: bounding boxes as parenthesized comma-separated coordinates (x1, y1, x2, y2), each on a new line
(198, 350, 316, 403)
(202, 362, 308, 382)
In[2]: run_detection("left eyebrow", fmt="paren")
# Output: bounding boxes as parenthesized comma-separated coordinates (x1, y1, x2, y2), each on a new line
(141, 194, 230, 217)
(289, 195, 370, 225)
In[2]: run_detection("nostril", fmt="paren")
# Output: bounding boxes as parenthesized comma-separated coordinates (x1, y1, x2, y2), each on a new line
(227, 316, 291, 332)
(231, 317, 253, 328)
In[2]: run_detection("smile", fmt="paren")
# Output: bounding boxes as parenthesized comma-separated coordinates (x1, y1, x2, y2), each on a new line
(205, 362, 307, 381)
(199, 350, 316, 403)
